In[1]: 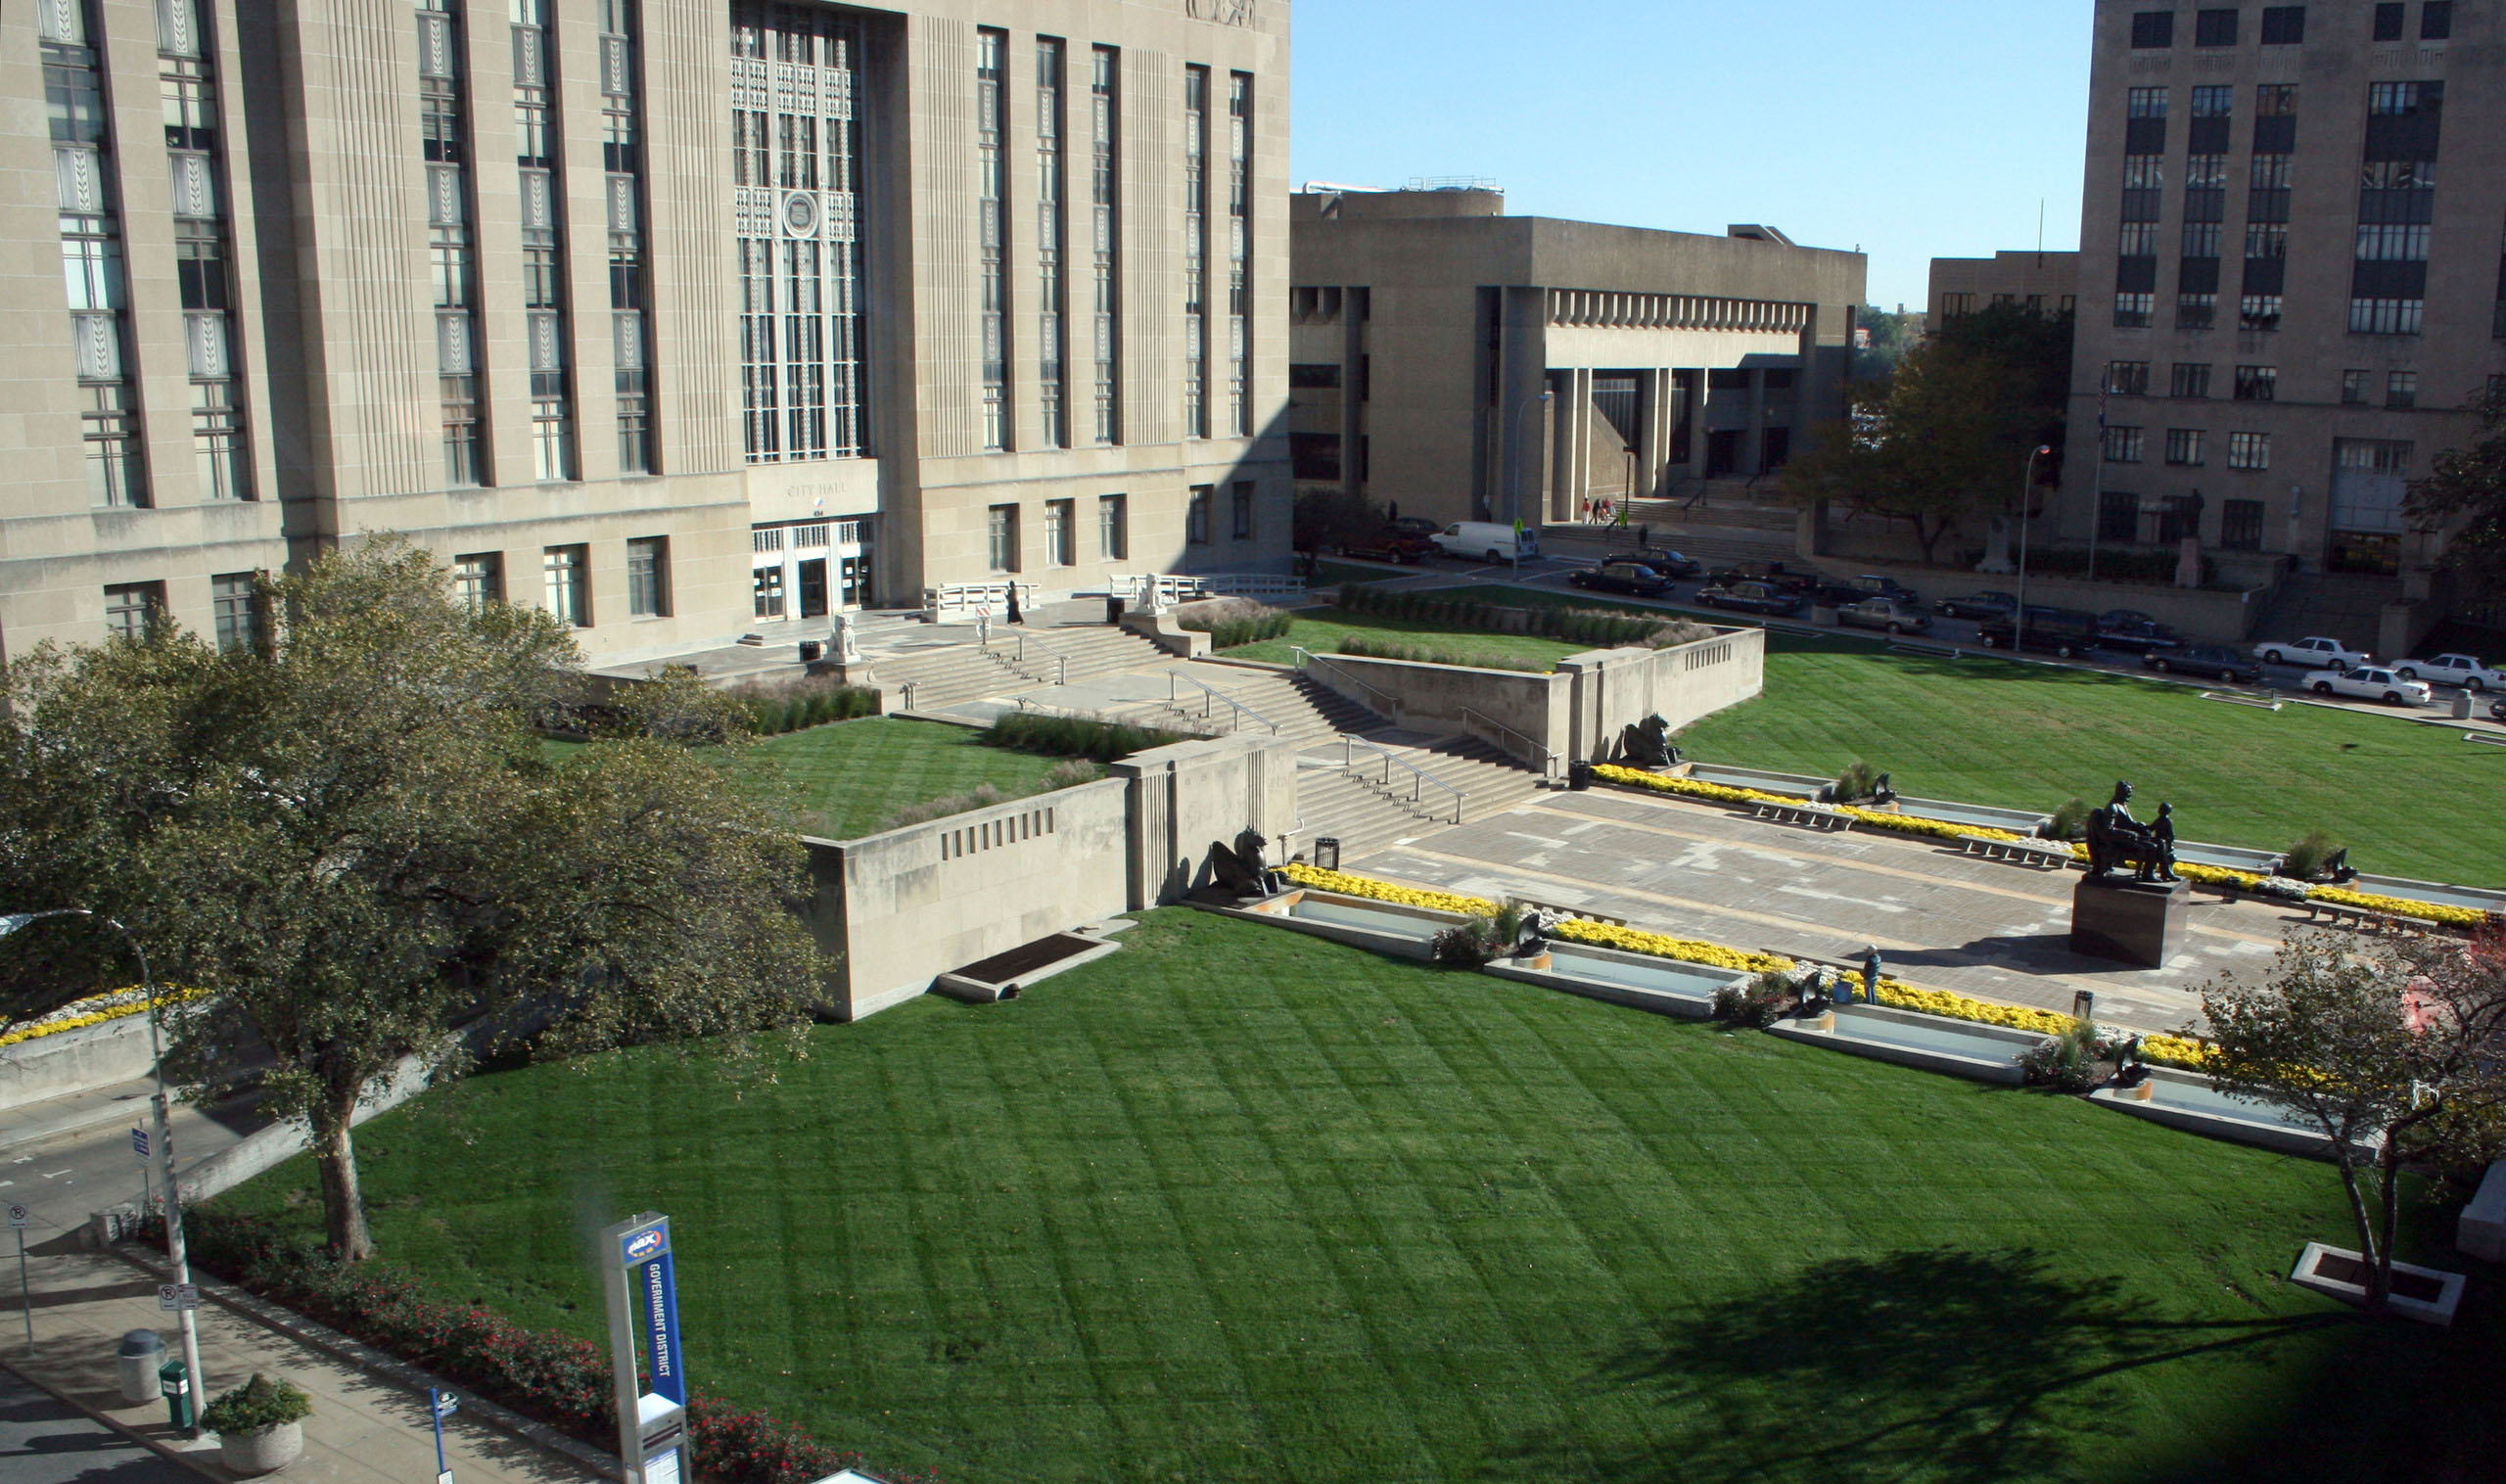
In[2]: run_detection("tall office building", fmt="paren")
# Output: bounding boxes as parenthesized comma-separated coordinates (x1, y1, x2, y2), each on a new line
(2060, 0, 2503, 623)
(0, 0, 1289, 665)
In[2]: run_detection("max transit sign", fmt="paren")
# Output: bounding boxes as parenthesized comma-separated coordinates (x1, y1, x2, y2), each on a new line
(598, 1213, 690, 1484)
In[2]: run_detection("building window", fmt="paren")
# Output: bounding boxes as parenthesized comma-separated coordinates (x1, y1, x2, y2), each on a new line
(976, 28, 1008, 451)
(2182, 222, 2222, 258)
(1098, 493, 1127, 560)
(2245, 222, 2288, 257)
(2170, 363, 2212, 399)
(2386, 371, 2417, 409)
(626, 535, 669, 617)
(2221, 498, 2265, 550)
(2355, 223, 2429, 262)
(2195, 9, 2238, 46)
(988, 504, 1020, 572)
(2373, 2, 2404, 40)
(1226, 72, 1251, 437)
(210, 572, 258, 654)
(2227, 432, 2270, 470)
(2422, 1, 2451, 38)
(1182, 65, 1209, 439)
(1230, 483, 1253, 540)
(1185, 486, 1212, 545)
(2104, 426, 2146, 464)
(2349, 298, 2424, 335)
(2105, 360, 2151, 395)
(2127, 86, 2168, 118)
(2239, 295, 2282, 331)
(2114, 293, 2154, 328)
(2165, 429, 2206, 466)
(513, 0, 573, 483)
(2131, 11, 2175, 48)
(441, 374, 484, 485)
(1044, 498, 1074, 566)
(2123, 155, 2164, 189)
(2342, 369, 2371, 404)
(2099, 488, 2141, 543)
(2191, 85, 2233, 117)
(2234, 365, 2277, 400)
(1036, 38, 1067, 448)
(1089, 46, 1121, 445)
(543, 544, 589, 626)
(2259, 7, 2305, 44)
(2119, 222, 2160, 256)
(2176, 294, 2217, 330)
(79, 386, 147, 509)
(604, 0, 655, 475)
(190, 383, 249, 500)
(103, 581, 163, 642)
(453, 551, 503, 610)
(2249, 155, 2292, 192)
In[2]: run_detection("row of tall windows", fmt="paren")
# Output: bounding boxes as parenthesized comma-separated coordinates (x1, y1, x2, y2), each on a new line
(512, 0, 574, 481)
(42, 0, 149, 507)
(2105, 426, 2270, 470)
(419, 0, 487, 485)
(601, 0, 654, 472)
(2129, 6, 2453, 48)
(984, 494, 1128, 571)
(1225, 72, 1250, 437)
(1088, 47, 1120, 445)
(977, 29, 1009, 449)
(161, 0, 251, 502)
(730, 1, 869, 463)
(1036, 39, 1067, 447)
(1183, 66, 1209, 439)
(2351, 82, 2437, 336)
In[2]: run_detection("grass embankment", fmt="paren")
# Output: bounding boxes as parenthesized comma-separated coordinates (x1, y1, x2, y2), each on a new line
(1678, 631, 2506, 887)
(1220, 607, 1590, 671)
(212, 910, 2490, 1484)
(747, 717, 1079, 839)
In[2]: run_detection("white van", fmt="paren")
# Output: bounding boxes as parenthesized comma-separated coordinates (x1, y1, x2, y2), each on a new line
(1429, 521, 1541, 563)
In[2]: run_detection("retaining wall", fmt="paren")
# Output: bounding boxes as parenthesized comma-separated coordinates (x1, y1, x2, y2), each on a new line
(0, 1014, 157, 1111)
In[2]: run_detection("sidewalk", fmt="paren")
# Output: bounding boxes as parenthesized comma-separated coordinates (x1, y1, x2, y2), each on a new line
(1, 1238, 604, 1484)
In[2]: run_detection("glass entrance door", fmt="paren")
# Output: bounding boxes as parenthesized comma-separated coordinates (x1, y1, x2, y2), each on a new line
(798, 558, 829, 619)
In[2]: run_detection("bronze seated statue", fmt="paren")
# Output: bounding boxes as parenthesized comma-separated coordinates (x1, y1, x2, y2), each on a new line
(2083, 780, 2178, 884)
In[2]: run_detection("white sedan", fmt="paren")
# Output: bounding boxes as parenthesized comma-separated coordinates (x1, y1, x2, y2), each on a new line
(2395, 653, 2506, 692)
(2300, 665, 2433, 706)
(2255, 635, 2372, 670)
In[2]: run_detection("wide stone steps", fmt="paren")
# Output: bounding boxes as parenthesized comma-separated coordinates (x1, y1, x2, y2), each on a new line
(1294, 766, 1439, 863)
(872, 625, 1170, 710)
(1162, 664, 1389, 744)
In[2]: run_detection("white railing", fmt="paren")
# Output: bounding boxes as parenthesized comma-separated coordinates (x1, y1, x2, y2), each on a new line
(1289, 645, 1400, 721)
(1461, 706, 1559, 777)
(923, 580, 1035, 623)
(1167, 672, 1283, 734)
(1339, 733, 1464, 824)
(1113, 572, 1309, 607)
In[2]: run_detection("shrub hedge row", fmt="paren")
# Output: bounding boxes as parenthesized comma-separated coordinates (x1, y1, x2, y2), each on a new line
(1177, 599, 1295, 650)
(1335, 634, 1552, 672)
(724, 678, 881, 736)
(1332, 582, 1711, 650)
(984, 711, 1187, 762)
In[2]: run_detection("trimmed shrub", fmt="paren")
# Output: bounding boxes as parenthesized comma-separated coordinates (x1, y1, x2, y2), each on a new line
(724, 676, 879, 737)
(1178, 598, 1293, 650)
(201, 1373, 312, 1434)
(1335, 634, 1552, 672)
(1330, 581, 1720, 653)
(984, 712, 1187, 763)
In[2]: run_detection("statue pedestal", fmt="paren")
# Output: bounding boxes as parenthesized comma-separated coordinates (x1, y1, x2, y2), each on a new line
(2070, 877, 2190, 967)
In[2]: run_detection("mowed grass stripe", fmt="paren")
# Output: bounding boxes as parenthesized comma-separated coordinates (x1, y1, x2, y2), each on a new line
(215, 910, 2491, 1484)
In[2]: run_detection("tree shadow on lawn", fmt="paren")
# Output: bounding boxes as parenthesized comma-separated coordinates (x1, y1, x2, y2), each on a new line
(1491, 1246, 2341, 1484)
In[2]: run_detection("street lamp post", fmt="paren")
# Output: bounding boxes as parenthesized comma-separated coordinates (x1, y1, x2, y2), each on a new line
(0, 909, 205, 1434)
(2015, 444, 2054, 647)
(1508, 385, 1554, 529)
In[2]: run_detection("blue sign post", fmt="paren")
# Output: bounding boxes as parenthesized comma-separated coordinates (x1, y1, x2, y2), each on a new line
(599, 1215, 688, 1484)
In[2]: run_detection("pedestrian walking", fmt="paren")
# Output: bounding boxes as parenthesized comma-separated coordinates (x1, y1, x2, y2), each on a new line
(1006, 584, 1024, 626)
(1861, 946, 1883, 1006)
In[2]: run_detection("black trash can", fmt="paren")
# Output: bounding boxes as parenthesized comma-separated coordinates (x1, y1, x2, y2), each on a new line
(1105, 595, 1127, 625)
(1567, 761, 1595, 791)
(799, 639, 823, 663)
(1314, 837, 1340, 871)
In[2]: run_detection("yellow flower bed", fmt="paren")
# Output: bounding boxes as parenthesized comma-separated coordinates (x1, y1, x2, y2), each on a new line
(2305, 885, 2486, 929)
(1279, 863, 1498, 918)
(1870, 980, 2076, 1036)
(1550, 918, 1794, 976)
(0, 985, 209, 1050)
(2138, 1033, 2216, 1070)
(1587, 765, 2035, 844)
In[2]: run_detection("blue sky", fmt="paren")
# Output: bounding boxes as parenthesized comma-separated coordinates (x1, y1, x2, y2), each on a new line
(1287, 0, 2094, 310)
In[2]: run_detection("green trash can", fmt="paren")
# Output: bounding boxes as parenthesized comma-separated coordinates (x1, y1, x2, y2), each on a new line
(160, 1357, 195, 1429)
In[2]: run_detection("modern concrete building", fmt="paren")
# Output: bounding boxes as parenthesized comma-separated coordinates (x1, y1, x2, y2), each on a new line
(1287, 187, 1864, 529)
(1927, 250, 2081, 323)
(1, 0, 1289, 666)
(2059, 0, 2505, 619)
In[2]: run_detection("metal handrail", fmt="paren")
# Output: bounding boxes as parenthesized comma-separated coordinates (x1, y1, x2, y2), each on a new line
(1289, 646, 1401, 721)
(982, 626, 1073, 686)
(1461, 707, 1559, 777)
(1167, 671, 1282, 735)
(1338, 733, 1464, 824)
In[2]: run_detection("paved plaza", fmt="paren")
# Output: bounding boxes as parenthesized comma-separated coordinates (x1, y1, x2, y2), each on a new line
(1353, 784, 2305, 1035)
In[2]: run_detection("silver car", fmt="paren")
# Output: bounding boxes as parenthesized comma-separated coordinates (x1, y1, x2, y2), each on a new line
(1835, 597, 1933, 635)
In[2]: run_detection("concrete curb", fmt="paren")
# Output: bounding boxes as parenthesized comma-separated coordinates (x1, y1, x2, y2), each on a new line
(0, 1354, 231, 1482)
(109, 1245, 621, 1482)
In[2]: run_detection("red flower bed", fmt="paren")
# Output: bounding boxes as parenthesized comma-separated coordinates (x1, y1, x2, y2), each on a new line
(152, 1211, 936, 1484)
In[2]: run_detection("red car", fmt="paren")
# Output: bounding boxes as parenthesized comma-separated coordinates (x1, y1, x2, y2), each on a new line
(1338, 523, 1434, 564)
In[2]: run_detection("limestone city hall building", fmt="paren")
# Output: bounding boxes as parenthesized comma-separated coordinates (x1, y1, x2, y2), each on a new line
(0, 0, 1291, 664)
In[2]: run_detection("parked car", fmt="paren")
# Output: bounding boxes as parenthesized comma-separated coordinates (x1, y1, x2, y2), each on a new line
(1834, 597, 1933, 635)
(2143, 645, 2263, 683)
(2394, 653, 2506, 692)
(1431, 521, 1541, 563)
(1840, 574, 1924, 604)
(1933, 590, 2018, 620)
(1976, 605, 2103, 659)
(1605, 549, 1702, 579)
(1568, 561, 1675, 597)
(2096, 611, 2183, 651)
(2254, 634, 2371, 670)
(1337, 524, 1433, 564)
(1706, 560, 1814, 594)
(2301, 665, 2433, 706)
(2492, 696, 2506, 723)
(1694, 580, 1805, 616)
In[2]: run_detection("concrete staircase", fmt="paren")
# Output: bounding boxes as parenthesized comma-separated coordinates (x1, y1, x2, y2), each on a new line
(2248, 572, 2404, 656)
(871, 625, 1169, 710)
(1295, 731, 1551, 864)
(1125, 663, 1388, 743)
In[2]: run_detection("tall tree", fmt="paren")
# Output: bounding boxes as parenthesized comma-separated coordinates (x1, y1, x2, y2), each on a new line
(0, 539, 828, 1259)
(2403, 381, 2506, 609)
(1783, 303, 2071, 564)
(2194, 928, 2506, 1313)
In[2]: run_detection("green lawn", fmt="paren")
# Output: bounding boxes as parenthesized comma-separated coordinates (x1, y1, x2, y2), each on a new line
(1309, 559, 1413, 588)
(1222, 609, 1591, 671)
(1676, 632, 2506, 888)
(213, 910, 2492, 1484)
(746, 717, 1080, 839)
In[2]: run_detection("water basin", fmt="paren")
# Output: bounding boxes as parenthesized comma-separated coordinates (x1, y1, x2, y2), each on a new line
(1543, 943, 1736, 999)
(1831, 1006, 2033, 1064)
(1288, 897, 1448, 940)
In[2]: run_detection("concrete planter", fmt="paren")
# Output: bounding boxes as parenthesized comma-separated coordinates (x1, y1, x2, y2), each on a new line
(219, 1421, 303, 1475)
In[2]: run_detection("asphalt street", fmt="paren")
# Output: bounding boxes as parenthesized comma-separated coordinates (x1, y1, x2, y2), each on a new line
(0, 1089, 271, 1248)
(0, 1370, 199, 1484)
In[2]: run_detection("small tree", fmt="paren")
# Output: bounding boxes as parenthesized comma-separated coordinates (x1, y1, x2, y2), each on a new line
(2195, 928, 2506, 1312)
(0, 539, 830, 1260)
(2402, 381, 2506, 609)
